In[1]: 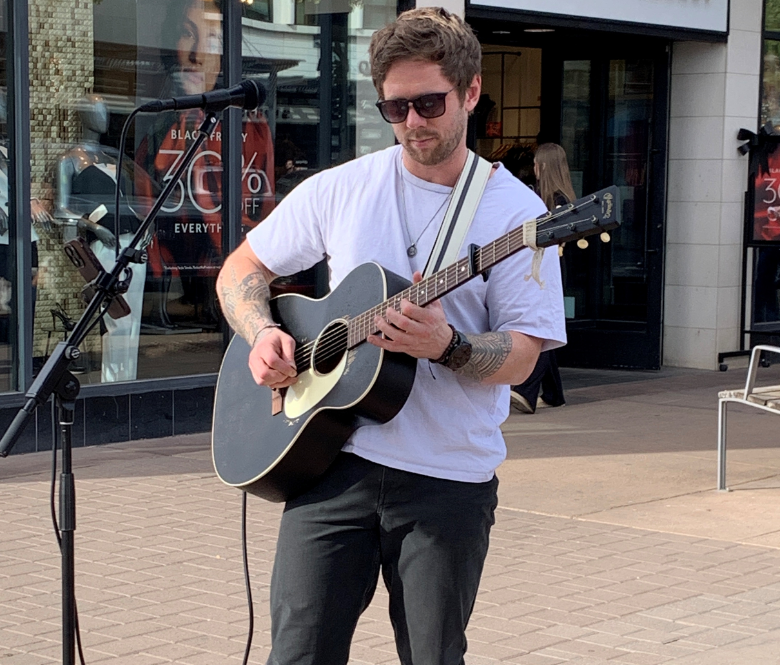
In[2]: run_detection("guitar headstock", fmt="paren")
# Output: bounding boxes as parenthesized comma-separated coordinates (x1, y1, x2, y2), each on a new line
(534, 185, 622, 248)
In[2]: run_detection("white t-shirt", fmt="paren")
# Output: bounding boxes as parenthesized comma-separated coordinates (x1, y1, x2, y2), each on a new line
(247, 144, 566, 482)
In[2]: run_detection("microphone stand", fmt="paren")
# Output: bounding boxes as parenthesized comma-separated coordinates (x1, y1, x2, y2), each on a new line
(0, 111, 219, 665)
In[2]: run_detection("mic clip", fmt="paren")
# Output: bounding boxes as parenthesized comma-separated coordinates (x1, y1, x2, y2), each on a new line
(121, 246, 149, 265)
(64, 237, 132, 319)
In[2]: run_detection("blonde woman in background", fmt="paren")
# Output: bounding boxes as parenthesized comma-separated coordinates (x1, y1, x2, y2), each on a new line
(510, 143, 574, 413)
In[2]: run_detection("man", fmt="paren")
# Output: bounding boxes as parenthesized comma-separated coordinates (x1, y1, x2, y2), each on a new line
(216, 7, 566, 664)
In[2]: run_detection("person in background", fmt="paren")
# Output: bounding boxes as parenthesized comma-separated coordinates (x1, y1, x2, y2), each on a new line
(510, 142, 573, 414)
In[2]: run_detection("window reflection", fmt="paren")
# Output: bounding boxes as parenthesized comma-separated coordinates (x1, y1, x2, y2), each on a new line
(21, 0, 395, 386)
(136, 0, 275, 350)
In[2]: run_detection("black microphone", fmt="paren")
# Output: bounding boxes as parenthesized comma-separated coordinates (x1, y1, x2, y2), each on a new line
(138, 79, 266, 114)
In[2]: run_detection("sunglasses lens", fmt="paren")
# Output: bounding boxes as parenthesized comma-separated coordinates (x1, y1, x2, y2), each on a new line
(376, 90, 451, 123)
(377, 100, 408, 123)
(414, 93, 447, 119)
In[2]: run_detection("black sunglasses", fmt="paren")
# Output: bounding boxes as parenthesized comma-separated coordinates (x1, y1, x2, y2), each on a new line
(375, 88, 455, 124)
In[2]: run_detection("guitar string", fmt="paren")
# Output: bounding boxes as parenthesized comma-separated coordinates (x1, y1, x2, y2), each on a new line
(293, 211, 601, 369)
(291, 210, 601, 369)
(296, 201, 586, 363)
(289, 206, 602, 369)
(290, 258, 472, 366)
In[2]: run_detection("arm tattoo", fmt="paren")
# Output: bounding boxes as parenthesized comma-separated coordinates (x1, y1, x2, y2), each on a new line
(455, 331, 512, 381)
(217, 264, 274, 345)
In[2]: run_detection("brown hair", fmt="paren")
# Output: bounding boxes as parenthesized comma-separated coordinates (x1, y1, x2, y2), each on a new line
(535, 143, 576, 211)
(368, 7, 481, 101)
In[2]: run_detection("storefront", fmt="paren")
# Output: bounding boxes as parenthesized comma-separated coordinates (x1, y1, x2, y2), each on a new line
(0, 0, 771, 450)
(740, 1, 780, 357)
(463, 0, 730, 369)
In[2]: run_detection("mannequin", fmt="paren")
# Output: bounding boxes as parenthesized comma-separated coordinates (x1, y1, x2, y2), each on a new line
(55, 94, 154, 382)
(0, 86, 52, 348)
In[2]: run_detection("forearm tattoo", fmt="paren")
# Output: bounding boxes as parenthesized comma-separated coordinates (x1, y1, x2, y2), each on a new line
(455, 331, 513, 381)
(217, 264, 274, 344)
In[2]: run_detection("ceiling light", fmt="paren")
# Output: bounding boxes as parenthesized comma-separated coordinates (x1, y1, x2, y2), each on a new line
(524, 28, 555, 33)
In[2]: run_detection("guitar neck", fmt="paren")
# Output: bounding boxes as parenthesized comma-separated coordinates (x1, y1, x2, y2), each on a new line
(344, 188, 614, 349)
(346, 224, 529, 348)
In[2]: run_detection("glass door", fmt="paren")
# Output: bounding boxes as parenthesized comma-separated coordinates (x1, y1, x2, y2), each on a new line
(556, 49, 667, 369)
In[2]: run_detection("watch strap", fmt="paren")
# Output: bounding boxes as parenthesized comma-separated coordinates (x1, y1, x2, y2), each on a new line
(432, 324, 458, 365)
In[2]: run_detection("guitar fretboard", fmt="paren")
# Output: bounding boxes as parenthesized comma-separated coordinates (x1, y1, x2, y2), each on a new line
(346, 223, 532, 348)
(344, 190, 608, 349)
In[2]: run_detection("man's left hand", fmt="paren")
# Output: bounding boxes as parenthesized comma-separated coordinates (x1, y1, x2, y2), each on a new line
(368, 271, 453, 360)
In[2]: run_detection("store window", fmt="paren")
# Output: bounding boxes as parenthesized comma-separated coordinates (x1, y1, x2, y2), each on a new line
(243, 0, 271, 23)
(767, 0, 780, 33)
(0, 0, 11, 393)
(752, 2, 780, 331)
(476, 46, 541, 187)
(23, 0, 395, 387)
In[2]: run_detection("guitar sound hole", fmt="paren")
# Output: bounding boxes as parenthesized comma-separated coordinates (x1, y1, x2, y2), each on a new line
(312, 321, 349, 375)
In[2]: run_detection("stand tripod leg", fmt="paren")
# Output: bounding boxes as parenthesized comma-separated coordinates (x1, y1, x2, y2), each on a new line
(57, 395, 76, 665)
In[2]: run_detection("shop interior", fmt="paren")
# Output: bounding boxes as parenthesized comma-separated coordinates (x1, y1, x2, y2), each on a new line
(470, 22, 668, 369)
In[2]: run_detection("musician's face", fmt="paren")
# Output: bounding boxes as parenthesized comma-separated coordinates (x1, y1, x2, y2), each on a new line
(381, 59, 479, 168)
(175, 1, 222, 94)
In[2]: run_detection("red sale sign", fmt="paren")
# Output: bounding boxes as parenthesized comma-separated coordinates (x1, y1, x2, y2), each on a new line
(754, 148, 780, 242)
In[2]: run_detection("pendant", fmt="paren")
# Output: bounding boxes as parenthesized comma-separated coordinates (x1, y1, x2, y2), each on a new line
(407, 244, 417, 257)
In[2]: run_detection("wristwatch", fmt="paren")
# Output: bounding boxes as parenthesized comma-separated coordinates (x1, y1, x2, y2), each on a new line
(432, 325, 473, 370)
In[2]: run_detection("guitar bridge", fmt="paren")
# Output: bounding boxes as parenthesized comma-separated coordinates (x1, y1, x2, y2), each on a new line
(271, 387, 286, 416)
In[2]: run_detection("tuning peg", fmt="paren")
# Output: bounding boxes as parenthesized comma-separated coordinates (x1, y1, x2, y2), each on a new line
(600, 232, 610, 243)
(577, 238, 588, 249)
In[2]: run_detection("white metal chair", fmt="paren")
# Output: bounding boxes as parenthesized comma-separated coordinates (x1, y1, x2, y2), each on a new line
(717, 345, 780, 490)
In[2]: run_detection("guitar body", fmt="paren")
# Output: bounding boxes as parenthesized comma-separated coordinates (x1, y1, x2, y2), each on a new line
(212, 262, 417, 502)
(212, 185, 621, 503)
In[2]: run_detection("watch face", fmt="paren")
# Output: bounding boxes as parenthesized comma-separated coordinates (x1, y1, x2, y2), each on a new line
(447, 339, 472, 370)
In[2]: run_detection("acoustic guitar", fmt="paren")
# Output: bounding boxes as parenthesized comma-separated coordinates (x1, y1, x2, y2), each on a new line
(212, 186, 621, 502)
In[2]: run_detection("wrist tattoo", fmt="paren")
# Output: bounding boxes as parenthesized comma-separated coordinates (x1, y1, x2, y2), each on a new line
(218, 265, 275, 344)
(455, 331, 512, 380)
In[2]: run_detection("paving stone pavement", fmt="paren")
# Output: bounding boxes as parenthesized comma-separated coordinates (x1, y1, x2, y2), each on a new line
(2, 364, 780, 664)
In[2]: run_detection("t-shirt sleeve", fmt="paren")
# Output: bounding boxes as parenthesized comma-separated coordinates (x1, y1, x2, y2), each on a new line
(245, 172, 327, 276)
(484, 197, 567, 352)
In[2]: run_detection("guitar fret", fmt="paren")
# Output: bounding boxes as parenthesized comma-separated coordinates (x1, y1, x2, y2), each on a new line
(343, 187, 615, 351)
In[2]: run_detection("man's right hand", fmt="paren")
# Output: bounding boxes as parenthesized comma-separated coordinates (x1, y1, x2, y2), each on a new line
(248, 327, 298, 388)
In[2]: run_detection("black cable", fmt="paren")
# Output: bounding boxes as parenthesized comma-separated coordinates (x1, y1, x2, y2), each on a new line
(113, 108, 141, 261)
(49, 399, 87, 665)
(241, 491, 254, 665)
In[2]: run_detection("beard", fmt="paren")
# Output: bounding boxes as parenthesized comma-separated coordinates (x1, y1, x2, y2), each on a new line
(401, 111, 466, 167)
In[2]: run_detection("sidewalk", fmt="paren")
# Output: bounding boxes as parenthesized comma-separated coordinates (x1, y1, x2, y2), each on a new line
(2, 364, 780, 664)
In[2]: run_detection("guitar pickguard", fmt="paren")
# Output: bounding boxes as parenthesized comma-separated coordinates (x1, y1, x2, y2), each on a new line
(284, 353, 348, 419)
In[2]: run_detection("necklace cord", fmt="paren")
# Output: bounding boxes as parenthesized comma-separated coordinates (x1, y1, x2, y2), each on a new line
(398, 159, 453, 257)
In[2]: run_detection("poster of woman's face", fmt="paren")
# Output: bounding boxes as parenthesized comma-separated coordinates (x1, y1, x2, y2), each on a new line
(173, 0, 222, 95)
(149, 0, 223, 98)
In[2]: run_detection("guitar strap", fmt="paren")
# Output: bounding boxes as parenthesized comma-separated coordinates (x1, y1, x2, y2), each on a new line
(422, 150, 494, 279)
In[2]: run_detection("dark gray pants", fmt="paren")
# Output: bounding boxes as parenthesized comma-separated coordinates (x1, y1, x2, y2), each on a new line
(268, 452, 498, 665)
